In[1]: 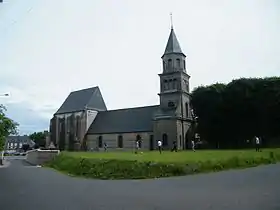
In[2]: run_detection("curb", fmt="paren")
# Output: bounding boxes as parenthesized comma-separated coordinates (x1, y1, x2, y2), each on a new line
(0, 160, 11, 168)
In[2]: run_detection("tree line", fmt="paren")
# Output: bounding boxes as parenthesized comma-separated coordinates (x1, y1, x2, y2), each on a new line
(29, 131, 48, 147)
(0, 105, 18, 150)
(0, 105, 18, 164)
(191, 77, 280, 149)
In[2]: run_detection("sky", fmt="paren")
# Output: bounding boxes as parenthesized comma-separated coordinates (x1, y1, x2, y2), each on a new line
(0, 0, 279, 135)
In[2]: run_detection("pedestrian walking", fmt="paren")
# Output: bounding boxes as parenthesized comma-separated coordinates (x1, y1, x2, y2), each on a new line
(171, 140, 177, 152)
(157, 140, 162, 154)
(104, 142, 107, 151)
(135, 140, 139, 154)
(191, 140, 195, 152)
(255, 136, 260, 152)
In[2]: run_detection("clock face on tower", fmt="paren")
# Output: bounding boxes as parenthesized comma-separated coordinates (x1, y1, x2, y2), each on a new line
(168, 101, 175, 108)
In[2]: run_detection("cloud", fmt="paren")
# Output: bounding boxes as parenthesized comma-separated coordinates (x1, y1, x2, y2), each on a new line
(0, 0, 279, 134)
(3, 102, 50, 135)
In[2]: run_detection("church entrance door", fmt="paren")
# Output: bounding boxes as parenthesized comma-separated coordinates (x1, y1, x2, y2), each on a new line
(149, 135, 154, 150)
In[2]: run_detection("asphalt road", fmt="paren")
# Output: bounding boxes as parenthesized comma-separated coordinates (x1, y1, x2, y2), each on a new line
(0, 160, 279, 210)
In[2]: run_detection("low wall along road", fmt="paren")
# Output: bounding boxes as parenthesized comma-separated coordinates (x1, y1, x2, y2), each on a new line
(25, 149, 60, 166)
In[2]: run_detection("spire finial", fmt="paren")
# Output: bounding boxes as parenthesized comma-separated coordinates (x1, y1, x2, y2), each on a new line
(170, 12, 173, 29)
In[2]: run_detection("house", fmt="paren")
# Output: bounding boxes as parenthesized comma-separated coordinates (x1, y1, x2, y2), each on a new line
(49, 27, 195, 151)
(4, 135, 35, 151)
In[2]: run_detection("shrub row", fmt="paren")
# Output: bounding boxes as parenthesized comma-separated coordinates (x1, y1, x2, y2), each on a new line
(45, 152, 280, 180)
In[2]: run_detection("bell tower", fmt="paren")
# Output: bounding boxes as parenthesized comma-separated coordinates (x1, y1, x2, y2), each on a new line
(153, 19, 192, 150)
(159, 27, 190, 108)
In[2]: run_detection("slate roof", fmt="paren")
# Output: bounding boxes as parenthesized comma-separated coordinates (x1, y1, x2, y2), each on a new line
(5, 135, 35, 148)
(55, 86, 107, 115)
(163, 28, 185, 56)
(87, 105, 160, 134)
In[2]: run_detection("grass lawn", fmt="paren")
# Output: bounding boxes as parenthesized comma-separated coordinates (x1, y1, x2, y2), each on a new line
(64, 148, 280, 163)
(47, 148, 280, 179)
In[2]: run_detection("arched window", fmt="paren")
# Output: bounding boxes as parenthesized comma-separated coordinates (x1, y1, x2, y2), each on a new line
(162, 60, 166, 71)
(136, 134, 142, 148)
(185, 102, 189, 117)
(167, 59, 172, 70)
(149, 135, 154, 150)
(173, 79, 177, 89)
(117, 135, 123, 148)
(98, 136, 103, 148)
(76, 116, 80, 139)
(179, 135, 182, 147)
(163, 79, 168, 90)
(162, 133, 168, 146)
(186, 80, 189, 92)
(168, 79, 172, 89)
(185, 132, 189, 149)
(183, 60, 186, 69)
(176, 58, 180, 68)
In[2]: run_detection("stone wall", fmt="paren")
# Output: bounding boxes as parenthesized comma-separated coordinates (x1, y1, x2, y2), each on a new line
(86, 132, 154, 151)
(153, 118, 178, 149)
(50, 110, 97, 151)
(25, 149, 60, 165)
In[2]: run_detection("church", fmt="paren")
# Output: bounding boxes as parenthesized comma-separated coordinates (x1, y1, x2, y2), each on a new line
(49, 26, 195, 151)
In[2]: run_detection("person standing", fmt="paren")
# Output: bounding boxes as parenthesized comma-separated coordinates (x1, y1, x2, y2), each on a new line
(103, 142, 107, 151)
(255, 136, 260, 152)
(157, 140, 162, 154)
(171, 140, 177, 152)
(135, 140, 139, 154)
(191, 140, 195, 152)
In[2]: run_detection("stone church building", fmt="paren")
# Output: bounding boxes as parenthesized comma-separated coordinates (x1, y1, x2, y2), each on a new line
(49, 27, 195, 151)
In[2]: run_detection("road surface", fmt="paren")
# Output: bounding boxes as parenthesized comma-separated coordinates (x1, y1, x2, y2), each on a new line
(0, 160, 280, 210)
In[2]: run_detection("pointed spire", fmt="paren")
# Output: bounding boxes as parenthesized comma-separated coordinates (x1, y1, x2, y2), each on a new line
(163, 14, 184, 56)
(163, 28, 184, 55)
(170, 12, 173, 29)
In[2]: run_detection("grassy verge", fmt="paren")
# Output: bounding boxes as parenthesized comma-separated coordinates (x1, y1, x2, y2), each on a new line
(45, 149, 280, 180)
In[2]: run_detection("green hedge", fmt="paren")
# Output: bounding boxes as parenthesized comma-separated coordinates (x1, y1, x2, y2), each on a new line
(45, 151, 280, 180)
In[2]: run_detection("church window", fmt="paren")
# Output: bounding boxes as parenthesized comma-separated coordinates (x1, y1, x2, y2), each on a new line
(185, 102, 189, 117)
(98, 136, 103, 148)
(179, 135, 182, 147)
(162, 133, 168, 146)
(173, 79, 177, 89)
(163, 79, 168, 90)
(76, 116, 80, 139)
(176, 58, 180, 68)
(168, 79, 172, 89)
(186, 81, 189, 92)
(163, 60, 166, 71)
(184, 79, 189, 92)
(183, 60, 186, 69)
(149, 135, 154, 150)
(117, 135, 123, 148)
(167, 59, 172, 70)
(136, 134, 142, 148)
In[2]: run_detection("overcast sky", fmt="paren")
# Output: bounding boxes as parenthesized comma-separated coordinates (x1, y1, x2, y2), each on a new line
(0, 0, 279, 134)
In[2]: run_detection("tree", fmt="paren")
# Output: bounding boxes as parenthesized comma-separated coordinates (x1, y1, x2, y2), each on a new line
(0, 104, 18, 164)
(191, 77, 280, 149)
(191, 83, 226, 148)
(29, 131, 47, 147)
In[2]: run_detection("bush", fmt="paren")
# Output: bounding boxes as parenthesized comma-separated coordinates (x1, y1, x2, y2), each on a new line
(45, 151, 280, 180)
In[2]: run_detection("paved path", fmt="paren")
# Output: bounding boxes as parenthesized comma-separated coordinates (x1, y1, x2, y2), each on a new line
(0, 160, 280, 210)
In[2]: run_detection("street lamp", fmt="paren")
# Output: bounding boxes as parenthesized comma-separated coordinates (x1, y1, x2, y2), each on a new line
(0, 93, 9, 97)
